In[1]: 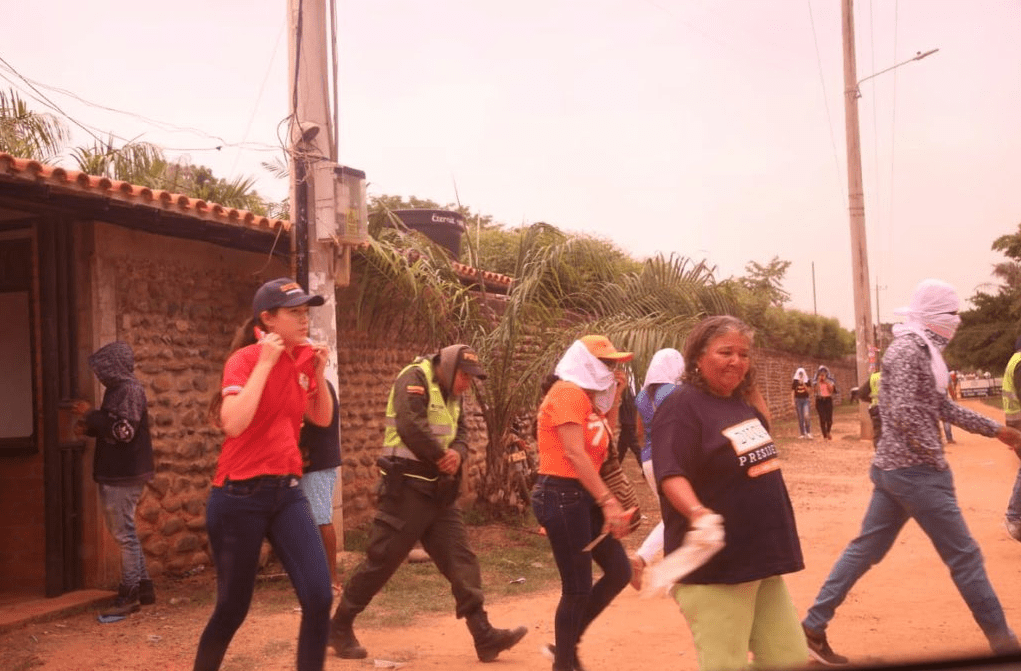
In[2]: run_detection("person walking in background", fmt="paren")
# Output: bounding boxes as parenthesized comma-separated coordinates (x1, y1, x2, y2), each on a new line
(792, 367, 813, 439)
(532, 335, 636, 671)
(1000, 336, 1021, 542)
(651, 316, 808, 671)
(195, 278, 334, 671)
(299, 380, 343, 591)
(802, 279, 1021, 664)
(814, 365, 837, 441)
(72, 341, 156, 620)
(628, 347, 685, 591)
(330, 345, 527, 663)
(615, 379, 641, 469)
(868, 367, 882, 445)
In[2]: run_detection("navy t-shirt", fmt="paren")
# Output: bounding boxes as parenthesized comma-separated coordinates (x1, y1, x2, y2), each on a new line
(300, 381, 342, 473)
(651, 384, 804, 584)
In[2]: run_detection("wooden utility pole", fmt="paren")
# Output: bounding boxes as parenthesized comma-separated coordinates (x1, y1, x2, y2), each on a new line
(841, 0, 875, 438)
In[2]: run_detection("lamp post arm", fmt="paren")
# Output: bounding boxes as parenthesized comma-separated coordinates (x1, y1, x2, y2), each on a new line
(853, 48, 939, 95)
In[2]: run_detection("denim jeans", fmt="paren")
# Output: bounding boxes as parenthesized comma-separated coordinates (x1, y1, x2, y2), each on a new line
(99, 482, 149, 588)
(194, 476, 333, 671)
(532, 475, 630, 669)
(804, 465, 1015, 649)
(1007, 467, 1021, 523)
(795, 397, 812, 435)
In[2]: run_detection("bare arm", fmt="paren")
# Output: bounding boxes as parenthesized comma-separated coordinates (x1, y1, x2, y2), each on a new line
(557, 423, 633, 538)
(660, 475, 711, 522)
(303, 343, 333, 427)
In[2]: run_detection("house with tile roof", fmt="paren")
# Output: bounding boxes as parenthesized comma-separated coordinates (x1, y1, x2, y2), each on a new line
(0, 152, 512, 605)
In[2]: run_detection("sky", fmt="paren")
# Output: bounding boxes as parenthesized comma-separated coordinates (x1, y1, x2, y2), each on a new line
(4, 0, 1020, 330)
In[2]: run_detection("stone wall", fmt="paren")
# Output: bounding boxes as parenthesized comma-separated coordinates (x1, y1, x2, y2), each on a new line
(754, 348, 858, 422)
(87, 224, 288, 578)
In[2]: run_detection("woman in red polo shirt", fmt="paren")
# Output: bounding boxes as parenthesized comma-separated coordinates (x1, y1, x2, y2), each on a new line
(194, 278, 334, 671)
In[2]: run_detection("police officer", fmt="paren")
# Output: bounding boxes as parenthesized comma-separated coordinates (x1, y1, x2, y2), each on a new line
(1000, 336, 1021, 541)
(330, 344, 528, 661)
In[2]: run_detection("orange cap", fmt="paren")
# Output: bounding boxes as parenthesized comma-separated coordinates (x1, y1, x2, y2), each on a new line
(579, 335, 633, 362)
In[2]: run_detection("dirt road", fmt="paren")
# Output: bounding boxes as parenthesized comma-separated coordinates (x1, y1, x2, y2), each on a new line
(3, 399, 1020, 670)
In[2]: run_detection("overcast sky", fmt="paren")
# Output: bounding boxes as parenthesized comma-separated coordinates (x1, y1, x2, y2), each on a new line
(4, 0, 1020, 329)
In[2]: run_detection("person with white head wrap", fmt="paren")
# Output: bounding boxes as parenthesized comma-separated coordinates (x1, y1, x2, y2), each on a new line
(626, 348, 685, 590)
(802, 279, 1021, 663)
(533, 335, 636, 671)
(791, 367, 813, 439)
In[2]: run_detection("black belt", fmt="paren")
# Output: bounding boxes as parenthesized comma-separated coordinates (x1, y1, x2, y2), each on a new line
(223, 474, 300, 488)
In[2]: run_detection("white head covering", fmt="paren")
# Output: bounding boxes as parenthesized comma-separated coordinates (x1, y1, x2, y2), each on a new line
(793, 367, 809, 383)
(642, 348, 685, 391)
(554, 340, 617, 414)
(892, 279, 961, 392)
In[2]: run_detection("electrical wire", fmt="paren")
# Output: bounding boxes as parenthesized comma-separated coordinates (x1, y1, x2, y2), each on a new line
(806, 0, 845, 199)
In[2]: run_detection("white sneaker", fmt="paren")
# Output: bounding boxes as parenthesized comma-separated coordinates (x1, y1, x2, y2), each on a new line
(806, 433, 814, 440)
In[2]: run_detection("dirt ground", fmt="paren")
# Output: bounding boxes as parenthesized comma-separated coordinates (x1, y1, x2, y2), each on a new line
(3, 399, 1020, 671)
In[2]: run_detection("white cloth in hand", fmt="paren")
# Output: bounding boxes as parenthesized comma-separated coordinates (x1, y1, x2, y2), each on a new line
(642, 512, 725, 597)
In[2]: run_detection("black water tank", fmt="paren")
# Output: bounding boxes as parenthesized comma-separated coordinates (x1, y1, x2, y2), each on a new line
(392, 209, 466, 260)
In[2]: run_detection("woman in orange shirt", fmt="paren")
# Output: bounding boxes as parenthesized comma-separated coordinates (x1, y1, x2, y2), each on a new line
(531, 335, 637, 671)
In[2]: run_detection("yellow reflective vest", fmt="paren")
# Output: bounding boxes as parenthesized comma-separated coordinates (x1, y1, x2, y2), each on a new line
(1002, 352, 1021, 422)
(383, 357, 461, 462)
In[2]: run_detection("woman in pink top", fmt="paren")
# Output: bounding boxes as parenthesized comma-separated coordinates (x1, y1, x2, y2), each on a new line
(814, 366, 837, 441)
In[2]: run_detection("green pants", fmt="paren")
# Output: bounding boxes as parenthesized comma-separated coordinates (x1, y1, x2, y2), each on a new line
(338, 475, 485, 619)
(672, 576, 808, 671)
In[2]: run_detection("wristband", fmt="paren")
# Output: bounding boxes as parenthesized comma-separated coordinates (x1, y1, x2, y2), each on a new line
(688, 504, 705, 517)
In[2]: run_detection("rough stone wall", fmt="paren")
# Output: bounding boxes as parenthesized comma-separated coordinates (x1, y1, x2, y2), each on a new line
(754, 348, 858, 421)
(90, 225, 286, 577)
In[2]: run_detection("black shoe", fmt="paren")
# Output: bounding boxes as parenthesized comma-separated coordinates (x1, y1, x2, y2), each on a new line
(474, 625, 527, 662)
(101, 584, 140, 618)
(138, 579, 156, 605)
(803, 623, 848, 665)
(329, 620, 368, 659)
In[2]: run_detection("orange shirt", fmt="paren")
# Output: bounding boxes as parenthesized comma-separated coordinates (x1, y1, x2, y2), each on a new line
(536, 381, 611, 478)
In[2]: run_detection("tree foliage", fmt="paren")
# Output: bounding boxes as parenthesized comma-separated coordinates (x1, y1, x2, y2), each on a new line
(944, 221, 1021, 372)
(0, 88, 69, 162)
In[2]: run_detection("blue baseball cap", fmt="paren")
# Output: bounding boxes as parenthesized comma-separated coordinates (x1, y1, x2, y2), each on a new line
(252, 278, 325, 320)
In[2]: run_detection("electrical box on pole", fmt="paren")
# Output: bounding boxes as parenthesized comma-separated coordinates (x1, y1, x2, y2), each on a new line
(313, 163, 368, 245)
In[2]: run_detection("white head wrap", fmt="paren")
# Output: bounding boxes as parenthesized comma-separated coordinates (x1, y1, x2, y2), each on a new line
(554, 340, 617, 414)
(793, 367, 809, 383)
(892, 279, 961, 392)
(642, 348, 685, 392)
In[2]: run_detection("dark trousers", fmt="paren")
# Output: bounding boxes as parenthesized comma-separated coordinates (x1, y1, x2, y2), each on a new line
(336, 477, 484, 619)
(194, 477, 333, 671)
(816, 397, 834, 438)
(531, 475, 630, 670)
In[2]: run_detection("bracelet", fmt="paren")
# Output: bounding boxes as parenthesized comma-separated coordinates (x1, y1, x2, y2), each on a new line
(688, 504, 706, 517)
(596, 492, 614, 506)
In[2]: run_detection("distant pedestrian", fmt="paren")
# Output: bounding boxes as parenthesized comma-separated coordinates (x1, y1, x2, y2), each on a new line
(73, 341, 156, 619)
(813, 366, 836, 441)
(791, 367, 813, 439)
(802, 279, 1021, 664)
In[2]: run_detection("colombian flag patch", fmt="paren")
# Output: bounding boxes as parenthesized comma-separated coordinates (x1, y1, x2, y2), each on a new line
(406, 385, 426, 396)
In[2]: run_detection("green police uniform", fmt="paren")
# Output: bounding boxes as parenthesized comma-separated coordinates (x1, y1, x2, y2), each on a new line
(331, 351, 526, 662)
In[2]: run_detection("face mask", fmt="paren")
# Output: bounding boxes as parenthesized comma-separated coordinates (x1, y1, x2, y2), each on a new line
(925, 313, 961, 341)
(592, 382, 617, 415)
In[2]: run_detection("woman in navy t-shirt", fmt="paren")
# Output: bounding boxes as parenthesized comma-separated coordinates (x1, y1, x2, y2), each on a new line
(651, 316, 807, 671)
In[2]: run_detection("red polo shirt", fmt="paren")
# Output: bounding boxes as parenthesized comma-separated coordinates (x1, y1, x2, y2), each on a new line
(214, 343, 319, 486)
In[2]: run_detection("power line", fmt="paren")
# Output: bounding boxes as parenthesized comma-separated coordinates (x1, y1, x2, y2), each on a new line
(806, 0, 845, 198)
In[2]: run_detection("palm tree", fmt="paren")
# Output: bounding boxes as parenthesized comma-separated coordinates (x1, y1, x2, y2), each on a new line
(351, 206, 733, 516)
(0, 88, 68, 162)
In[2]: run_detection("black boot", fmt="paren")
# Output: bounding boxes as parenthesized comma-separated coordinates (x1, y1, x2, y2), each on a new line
(101, 584, 140, 618)
(138, 579, 156, 605)
(466, 610, 528, 662)
(329, 606, 368, 659)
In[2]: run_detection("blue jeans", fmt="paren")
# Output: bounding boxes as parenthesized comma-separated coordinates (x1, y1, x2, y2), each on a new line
(1007, 466, 1021, 523)
(194, 476, 333, 671)
(804, 465, 1015, 650)
(99, 482, 150, 588)
(795, 397, 812, 435)
(532, 475, 630, 670)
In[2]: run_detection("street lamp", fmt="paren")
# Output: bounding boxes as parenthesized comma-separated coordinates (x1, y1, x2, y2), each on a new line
(841, 0, 937, 437)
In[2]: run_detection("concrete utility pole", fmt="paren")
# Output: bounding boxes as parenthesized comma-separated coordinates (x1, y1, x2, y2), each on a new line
(289, 0, 342, 528)
(841, 0, 875, 439)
